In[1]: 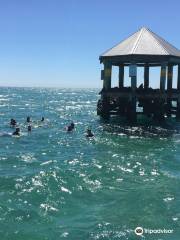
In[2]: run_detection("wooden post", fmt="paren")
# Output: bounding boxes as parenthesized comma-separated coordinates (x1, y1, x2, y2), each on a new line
(153, 63, 167, 121)
(177, 64, 180, 91)
(119, 64, 124, 88)
(160, 63, 167, 92)
(143, 65, 151, 116)
(103, 61, 112, 90)
(167, 64, 173, 117)
(167, 64, 173, 92)
(131, 76, 137, 91)
(177, 64, 180, 119)
(129, 64, 137, 121)
(101, 61, 112, 120)
(144, 64, 149, 89)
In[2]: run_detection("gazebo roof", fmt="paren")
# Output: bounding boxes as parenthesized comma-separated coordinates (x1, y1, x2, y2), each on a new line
(100, 27, 180, 65)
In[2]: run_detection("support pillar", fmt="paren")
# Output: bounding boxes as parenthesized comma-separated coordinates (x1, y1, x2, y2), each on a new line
(177, 64, 180, 91)
(118, 64, 125, 115)
(130, 75, 137, 122)
(177, 64, 180, 119)
(101, 61, 112, 120)
(160, 63, 167, 92)
(154, 63, 167, 121)
(128, 64, 137, 122)
(167, 65, 173, 91)
(131, 76, 137, 92)
(167, 64, 173, 117)
(144, 64, 149, 89)
(118, 64, 124, 88)
(143, 64, 150, 116)
(103, 61, 112, 90)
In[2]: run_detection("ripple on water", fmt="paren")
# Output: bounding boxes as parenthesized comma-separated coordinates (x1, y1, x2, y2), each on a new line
(0, 88, 180, 239)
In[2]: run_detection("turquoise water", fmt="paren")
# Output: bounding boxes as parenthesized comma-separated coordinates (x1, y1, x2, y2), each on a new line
(0, 87, 180, 240)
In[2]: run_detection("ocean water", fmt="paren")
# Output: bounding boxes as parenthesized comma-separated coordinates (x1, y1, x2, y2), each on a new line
(0, 87, 180, 240)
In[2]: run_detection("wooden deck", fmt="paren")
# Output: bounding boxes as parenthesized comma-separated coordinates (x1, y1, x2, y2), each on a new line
(97, 88, 180, 121)
(99, 88, 180, 100)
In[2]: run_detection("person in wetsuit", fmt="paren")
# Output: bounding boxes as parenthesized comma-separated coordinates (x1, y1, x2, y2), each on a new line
(27, 116, 31, 123)
(67, 125, 73, 132)
(86, 129, 94, 138)
(70, 122, 75, 129)
(66, 122, 75, 132)
(28, 125, 32, 132)
(12, 127, 20, 136)
(41, 117, 45, 122)
(10, 119, 16, 127)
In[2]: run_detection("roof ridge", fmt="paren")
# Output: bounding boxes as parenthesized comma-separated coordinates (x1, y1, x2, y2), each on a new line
(131, 27, 144, 54)
(146, 28, 169, 55)
(100, 28, 140, 57)
(151, 29, 180, 55)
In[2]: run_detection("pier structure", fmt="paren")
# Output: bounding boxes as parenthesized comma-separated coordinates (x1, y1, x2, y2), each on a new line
(97, 27, 180, 121)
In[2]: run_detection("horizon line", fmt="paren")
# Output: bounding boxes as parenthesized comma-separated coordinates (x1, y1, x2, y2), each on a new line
(0, 85, 100, 89)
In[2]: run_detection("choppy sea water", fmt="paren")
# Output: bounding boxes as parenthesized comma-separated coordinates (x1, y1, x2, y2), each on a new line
(0, 87, 180, 240)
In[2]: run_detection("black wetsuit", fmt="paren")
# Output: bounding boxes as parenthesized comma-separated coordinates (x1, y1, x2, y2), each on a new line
(13, 130, 20, 136)
(10, 119, 16, 127)
(71, 123, 75, 129)
(67, 125, 73, 132)
(86, 130, 94, 137)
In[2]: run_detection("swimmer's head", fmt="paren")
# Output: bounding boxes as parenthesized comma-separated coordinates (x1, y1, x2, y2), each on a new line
(27, 116, 31, 122)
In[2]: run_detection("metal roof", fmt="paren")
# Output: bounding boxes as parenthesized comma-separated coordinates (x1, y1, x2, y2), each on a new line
(101, 27, 180, 58)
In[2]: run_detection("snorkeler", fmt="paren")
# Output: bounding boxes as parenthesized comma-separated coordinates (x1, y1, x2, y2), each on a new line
(66, 122, 75, 132)
(27, 116, 31, 123)
(12, 127, 20, 136)
(67, 125, 73, 132)
(86, 129, 94, 138)
(10, 118, 16, 127)
(28, 125, 32, 132)
(70, 122, 75, 129)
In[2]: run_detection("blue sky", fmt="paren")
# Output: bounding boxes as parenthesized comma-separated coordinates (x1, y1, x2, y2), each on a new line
(0, 0, 180, 88)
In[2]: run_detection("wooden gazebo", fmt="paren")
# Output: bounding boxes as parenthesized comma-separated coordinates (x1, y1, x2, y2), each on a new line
(97, 27, 180, 121)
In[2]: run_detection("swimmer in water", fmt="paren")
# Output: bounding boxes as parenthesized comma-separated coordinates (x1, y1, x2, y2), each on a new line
(27, 116, 31, 123)
(86, 129, 94, 138)
(41, 117, 45, 122)
(12, 127, 20, 136)
(67, 125, 73, 132)
(28, 125, 32, 132)
(10, 118, 16, 127)
(66, 122, 75, 132)
(70, 122, 75, 129)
